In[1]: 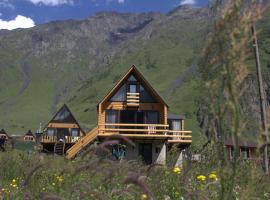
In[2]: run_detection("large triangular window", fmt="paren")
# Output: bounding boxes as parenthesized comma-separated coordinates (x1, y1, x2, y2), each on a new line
(51, 106, 77, 123)
(128, 75, 137, 82)
(140, 85, 156, 103)
(110, 84, 126, 102)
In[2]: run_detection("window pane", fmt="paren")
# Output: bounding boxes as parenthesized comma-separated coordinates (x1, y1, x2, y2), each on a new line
(110, 84, 126, 102)
(128, 75, 137, 81)
(241, 148, 249, 159)
(169, 120, 181, 130)
(140, 86, 156, 103)
(71, 128, 79, 137)
(129, 84, 137, 93)
(145, 111, 159, 124)
(52, 106, 76, 123)
(106, 110, 119, 123)
(47, 129, 55, 136)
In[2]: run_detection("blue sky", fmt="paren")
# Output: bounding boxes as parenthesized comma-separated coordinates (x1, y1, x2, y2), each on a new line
(0, 0, 208, 30)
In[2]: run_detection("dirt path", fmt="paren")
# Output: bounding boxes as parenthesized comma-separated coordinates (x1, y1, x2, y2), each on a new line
(18, 55, 32, 97)
(3, 53, 32, 114)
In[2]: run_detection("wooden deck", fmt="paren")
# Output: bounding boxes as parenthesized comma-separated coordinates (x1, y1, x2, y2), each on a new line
(64, 123, 191, 159)
(98, 123, 192, 143)
(41, 135, 80, 144)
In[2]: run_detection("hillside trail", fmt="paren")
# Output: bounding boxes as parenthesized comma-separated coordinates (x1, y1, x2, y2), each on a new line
(3, 53, 32, 114)
(167, 63, 198, 99)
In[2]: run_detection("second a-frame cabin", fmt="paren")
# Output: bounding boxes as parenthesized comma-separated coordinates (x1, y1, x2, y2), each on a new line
(0, 129, 9, 140)
(41, 104, 86, 155)
(23, 130, 35, 142)
(66, 65, 192, 164)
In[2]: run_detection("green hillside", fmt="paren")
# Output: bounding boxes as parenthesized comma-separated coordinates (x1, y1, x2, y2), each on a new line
(0, 6, 209, 140)
(0, 5, 269, 146)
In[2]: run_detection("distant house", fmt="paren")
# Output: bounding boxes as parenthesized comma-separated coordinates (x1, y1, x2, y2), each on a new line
(0, 129, 9, 140)
(225, 139, 258, 159)
(41, 104, 86, 155)
(24, 130, 35, 142)
(66, 65, 192, 165)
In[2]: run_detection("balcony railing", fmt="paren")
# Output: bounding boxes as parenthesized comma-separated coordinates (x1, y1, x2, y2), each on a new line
(98, 123, 192, 143)
(126, 92, 140, 107)
(41, 135, 57, 143)
(41, 135, 80, 143)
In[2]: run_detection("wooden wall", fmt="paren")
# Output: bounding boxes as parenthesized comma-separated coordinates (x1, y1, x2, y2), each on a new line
(98, 101, 168, 130)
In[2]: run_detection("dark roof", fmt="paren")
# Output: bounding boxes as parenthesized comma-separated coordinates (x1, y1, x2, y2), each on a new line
(0, 129, 8, 135)
(25, 130, 34, 136)
(225, 139, 257, 148)
(45, 104, 86, 135)
(168, 113, 185, 120)
(50, 104, 78, 124)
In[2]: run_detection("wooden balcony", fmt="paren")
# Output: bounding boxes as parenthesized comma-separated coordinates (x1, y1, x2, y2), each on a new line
(126, 92, 140, 107)
(41, 135, 57, 143)
(41, 135, 80, 144)
(98, 123, 192, 143)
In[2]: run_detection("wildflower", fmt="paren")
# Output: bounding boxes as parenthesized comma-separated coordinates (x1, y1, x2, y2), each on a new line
(173, 167, 181, 174)
(209, 173, 218, 181)
(197, 175, 206, 182)
(56, 175, 64, 182)
(42, 187, 46, 191)
(141, 193, 148, 200)
(52, 182, 56, 186)
(175, 191, 180, 197)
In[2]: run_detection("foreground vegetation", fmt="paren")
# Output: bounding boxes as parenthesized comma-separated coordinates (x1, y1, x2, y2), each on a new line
(1, 0, 270, 199)
(0, 144, 269, 200)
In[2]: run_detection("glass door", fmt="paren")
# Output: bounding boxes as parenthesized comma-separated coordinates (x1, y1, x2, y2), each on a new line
(128, 84, 138, 93)
(139, 143, 152, 164)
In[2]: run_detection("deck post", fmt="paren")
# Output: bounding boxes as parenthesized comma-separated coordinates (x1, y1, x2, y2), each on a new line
(174, 150, 183, 168)
(155, 143, 167, 165)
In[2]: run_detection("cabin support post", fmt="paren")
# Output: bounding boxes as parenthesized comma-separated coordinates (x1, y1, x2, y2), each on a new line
(155, 143, 167, 165)
(174, 150, 183, 168)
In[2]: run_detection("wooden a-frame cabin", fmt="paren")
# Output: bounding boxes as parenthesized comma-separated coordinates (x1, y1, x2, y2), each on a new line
(24, 130, 35, 142)
(41, 104, 86, 155)
(0, 129, 9, 140)
(66, 65, 192, 164)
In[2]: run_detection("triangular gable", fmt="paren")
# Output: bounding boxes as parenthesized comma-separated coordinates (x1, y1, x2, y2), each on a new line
(0, 129, 8, 136)
(25, 130, 34, 136)
(99, 65, 168, 107)
(46, 104, 85, 134)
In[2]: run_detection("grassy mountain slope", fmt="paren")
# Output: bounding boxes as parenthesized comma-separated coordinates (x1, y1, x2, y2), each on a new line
(65, 7, 210, 143)
(0, 5, 269, 146)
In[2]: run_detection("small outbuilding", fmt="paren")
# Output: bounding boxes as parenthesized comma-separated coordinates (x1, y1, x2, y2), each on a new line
(24, 130, 35, 142)
(0, 129, 9, 140)
(225, 139, 258, 159)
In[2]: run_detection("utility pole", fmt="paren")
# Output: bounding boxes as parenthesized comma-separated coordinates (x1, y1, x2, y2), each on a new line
(252, 24, 269, 174)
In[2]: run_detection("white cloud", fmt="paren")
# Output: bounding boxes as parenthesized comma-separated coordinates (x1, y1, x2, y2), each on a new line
(105, 0, 126, 5)
(0, 0, 15, 8)
(0, 15, 35, 30)
(179, 0, 196, 5)
(26, 0, 74, 6)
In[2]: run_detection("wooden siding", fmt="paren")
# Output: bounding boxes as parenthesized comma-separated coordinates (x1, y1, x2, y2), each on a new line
(46, 123, 79, 129)
(98, 102, 168, 127)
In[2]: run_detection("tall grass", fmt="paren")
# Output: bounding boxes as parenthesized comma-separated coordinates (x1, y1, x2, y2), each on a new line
(1, 1, 270, 200)
(199, 0, 267, 199)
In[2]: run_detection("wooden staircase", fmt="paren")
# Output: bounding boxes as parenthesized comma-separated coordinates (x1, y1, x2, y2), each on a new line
(54, 141, 65, 156)
(66, 126, 99, 159)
